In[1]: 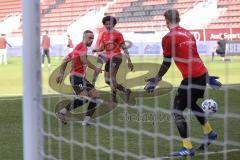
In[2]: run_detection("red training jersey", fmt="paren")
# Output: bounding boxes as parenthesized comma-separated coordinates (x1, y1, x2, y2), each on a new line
(162, 26, 207, 79)
(95, 26, 107, 49)
(97, 29, 124, 60)
(0, 37, 7, 49)
(42, 35, 50, 49)
(64, 42, 87, 77)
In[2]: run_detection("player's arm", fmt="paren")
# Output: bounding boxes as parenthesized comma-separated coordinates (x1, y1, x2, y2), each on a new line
(146, 56, 172, 83)
(6, 40, 12, 48)
(92, 44, 105, 53)
(92, 55, 105, 85)
(148, 35, 172, 82)
(81, 54, 102, 73)
(91, 34, 105, 85)
(93, 30, 105, 53)
(7, 42, 12, 48)
(144, 56, 171, 93)
(156, 56, 172, 81)
(41, 36, 44, 47)
(56, 57, 71, 84)
(145, 36, 172, 93)
(121, 43, 133, 71)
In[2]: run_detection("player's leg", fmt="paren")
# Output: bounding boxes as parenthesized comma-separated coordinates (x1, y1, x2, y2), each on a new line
(46, 48, 51, 66)
(68, 75, 89, 111)
(42, 49, 46, 66)
(109, 57, 132, 103)
(3, 49, 7, 64)
(212, 50, 215, 62)
(191, 96, 217, 150)
(190, 74, 208, 125)
(173, 92, 192, 148)
(216, 49, 226, 61)
(191, 97, 207, 125)
(56, 75, 89, 124)
(169, 81, 195, 157)
(104, 60, 118, 102)
(0, 49, 3, 64)
(65, 90, 88, 112)
(86, 89, 99, 117)
(190, 74, 217, 150)
(92, 54, 105, 85)
(81, 79, 102, 125)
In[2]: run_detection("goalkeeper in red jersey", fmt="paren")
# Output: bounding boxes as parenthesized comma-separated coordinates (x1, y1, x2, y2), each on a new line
(145, 9, 220, 157)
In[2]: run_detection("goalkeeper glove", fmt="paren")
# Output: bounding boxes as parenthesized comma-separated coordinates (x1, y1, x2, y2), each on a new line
(144, 77, 161, 93)
(208, 76, 222, 89)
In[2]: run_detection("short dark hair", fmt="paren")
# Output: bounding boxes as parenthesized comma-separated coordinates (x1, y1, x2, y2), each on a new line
(83, 30, 93, 35)
(221, 34, 225, 38)
(164, 9, 180, 24)
(102, 16, 117, 26)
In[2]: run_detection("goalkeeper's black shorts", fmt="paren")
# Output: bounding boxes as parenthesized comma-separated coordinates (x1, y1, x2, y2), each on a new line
(174, 73, 207, 110)
(70, 75, 95, 95)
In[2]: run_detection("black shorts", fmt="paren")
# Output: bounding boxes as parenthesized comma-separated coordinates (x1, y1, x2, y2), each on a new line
(174, 73, 207, 110)
(70, 75, 94, 95)
(43, 48, 49, 55)
(216, 49, 225, 57)
(105, 56, 122, 72)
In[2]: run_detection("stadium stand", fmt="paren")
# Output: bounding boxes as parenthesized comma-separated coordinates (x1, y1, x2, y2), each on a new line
(0, 0, 62, 36)
(3, 0, 108, 36)
(0, 0, 21, 21)
(0, 0, 58, 21)
(104, 0, 205, 32)
(0, 0, 240, 36)
(40, 0, 108, 33)
(207, 0, 240, 28)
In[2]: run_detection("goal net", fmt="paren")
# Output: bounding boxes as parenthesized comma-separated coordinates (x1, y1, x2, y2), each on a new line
(21, 0, 240, 160)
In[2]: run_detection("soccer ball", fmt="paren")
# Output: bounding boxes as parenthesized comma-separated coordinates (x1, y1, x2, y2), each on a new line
(201, 99, 218, 114)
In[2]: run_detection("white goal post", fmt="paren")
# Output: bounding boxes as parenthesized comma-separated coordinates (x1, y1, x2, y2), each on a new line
(22, 0, 43, 160)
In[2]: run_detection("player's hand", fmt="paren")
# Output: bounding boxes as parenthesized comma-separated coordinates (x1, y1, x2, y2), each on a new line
(145, 76, 161, 84)
(56, 73, 64, 84)
(144, 76, 161, 93)
(208, 76, 222, 89)
(128, 61, 134, 71)
(98, 54, 106, 63)
(93, 48, 103, 53)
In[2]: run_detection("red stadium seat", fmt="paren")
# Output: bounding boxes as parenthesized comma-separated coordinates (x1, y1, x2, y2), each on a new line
(1, 0, 240, 35)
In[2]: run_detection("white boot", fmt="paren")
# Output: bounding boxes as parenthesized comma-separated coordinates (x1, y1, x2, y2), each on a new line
(82, 116, 94, 126)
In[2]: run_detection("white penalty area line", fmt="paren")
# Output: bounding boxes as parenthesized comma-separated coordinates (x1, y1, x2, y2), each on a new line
(143, 148, 240, 160)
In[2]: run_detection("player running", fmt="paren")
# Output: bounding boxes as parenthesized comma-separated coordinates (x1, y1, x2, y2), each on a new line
(145, 9, 220, 157)
(56, 30, 102, 126)
(92, 16, 134, 103)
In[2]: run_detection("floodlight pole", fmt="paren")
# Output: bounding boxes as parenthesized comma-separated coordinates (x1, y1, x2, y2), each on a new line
(22, 0, 43, 160)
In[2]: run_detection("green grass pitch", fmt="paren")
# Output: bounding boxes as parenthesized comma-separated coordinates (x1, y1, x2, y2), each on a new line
(0, 56, 240, 160)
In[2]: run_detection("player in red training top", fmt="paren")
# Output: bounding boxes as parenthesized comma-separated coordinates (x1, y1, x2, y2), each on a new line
(146, 9, 217, 157)
(56, 30, 102, 126)
(0, 33, 12, 64)
(92, 16, 134, 103)
(42, 30, 51, 67)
